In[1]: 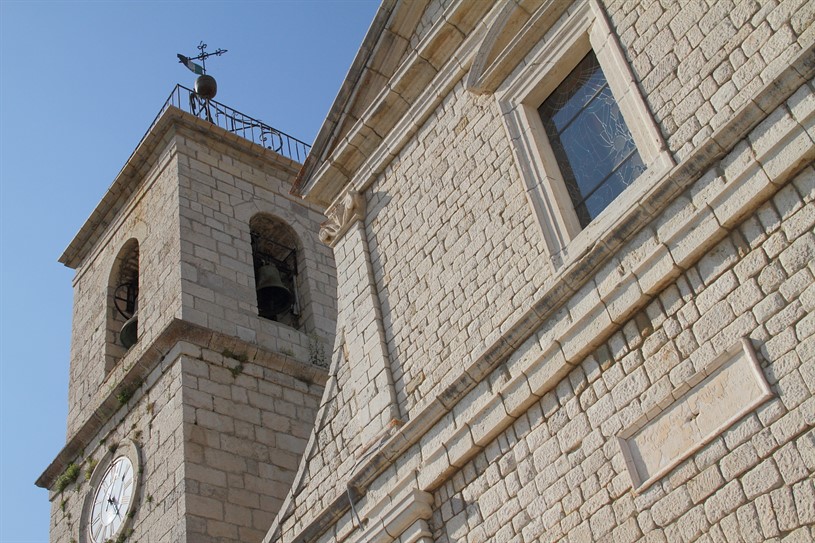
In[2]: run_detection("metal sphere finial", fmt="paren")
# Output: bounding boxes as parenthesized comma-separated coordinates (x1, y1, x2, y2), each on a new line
(194, 74, 217, 100)
(177, 41, 227, 99)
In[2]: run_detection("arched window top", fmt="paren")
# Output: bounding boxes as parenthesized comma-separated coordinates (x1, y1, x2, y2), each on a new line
(105, 239, 140, 372)
(250, 214, 301, 251)
(250, 214, 301, 326)
(110, 239, 139, 292)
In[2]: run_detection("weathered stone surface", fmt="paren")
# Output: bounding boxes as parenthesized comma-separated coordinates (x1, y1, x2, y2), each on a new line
(48, 2, 815, 543)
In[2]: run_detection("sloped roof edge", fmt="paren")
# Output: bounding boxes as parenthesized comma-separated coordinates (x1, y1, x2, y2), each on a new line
(292, 0, 398, 198)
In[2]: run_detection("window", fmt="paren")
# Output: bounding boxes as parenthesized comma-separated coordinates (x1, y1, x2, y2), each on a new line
(538, 51, 646, 228)
(497, 0, 672, 267)
(250, 214, 301, 328)
(105, 239, 139, 372)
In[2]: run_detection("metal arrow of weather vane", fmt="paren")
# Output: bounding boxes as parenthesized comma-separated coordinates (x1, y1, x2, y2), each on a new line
(177, 41, 227, 76)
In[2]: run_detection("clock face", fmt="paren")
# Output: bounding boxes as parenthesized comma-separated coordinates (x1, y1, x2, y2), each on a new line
(87, 455, 136, 543)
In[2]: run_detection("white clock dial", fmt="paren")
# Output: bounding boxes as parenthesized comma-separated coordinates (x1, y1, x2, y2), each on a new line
(88, 455, 134, 543)
(80, 441, 142, 543)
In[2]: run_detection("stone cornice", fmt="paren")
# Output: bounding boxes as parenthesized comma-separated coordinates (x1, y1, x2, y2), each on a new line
(296, 0, 495, 207)
(60, 107, 301, 270)
(36, 318, 327, 491)
(277, 45, 815, 543)
(292, 0, 400, 198)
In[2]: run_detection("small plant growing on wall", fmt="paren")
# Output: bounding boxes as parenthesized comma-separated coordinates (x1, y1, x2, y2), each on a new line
(116, 385, 134, 405)
(55, 463, 80, 494)
(229, 363, 244, 378)
(309, 334, 327, 368)
(84, 458, 98, 481)
(222, 349, 248, 378)
(222, 348, 248, 363)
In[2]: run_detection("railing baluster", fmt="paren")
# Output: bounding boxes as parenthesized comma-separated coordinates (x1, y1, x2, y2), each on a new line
(141, 85, 311, 164)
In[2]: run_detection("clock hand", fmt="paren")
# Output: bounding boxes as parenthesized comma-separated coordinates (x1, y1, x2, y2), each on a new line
(108, 496, 121, 516)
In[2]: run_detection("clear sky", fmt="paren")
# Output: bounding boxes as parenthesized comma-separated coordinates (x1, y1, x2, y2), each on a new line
(0, 1, 378, 541)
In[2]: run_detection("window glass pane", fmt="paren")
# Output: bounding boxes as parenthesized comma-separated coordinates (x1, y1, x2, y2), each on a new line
(542, 53, 606, 132)
(579, 152, 645, 225)
(538, 51, 645, 228)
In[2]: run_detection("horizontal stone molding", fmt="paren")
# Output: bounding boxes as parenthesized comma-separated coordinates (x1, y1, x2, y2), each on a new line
(351, 475, 433, 543)
(37, 318, 327, 491)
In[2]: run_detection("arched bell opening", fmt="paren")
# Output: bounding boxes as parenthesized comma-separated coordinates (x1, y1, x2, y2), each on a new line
(105, 240, 139, 373)
(249, 214, 301, 329)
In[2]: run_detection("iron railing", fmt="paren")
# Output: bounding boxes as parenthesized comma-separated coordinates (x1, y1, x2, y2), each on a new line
(145, 84, 311, 163)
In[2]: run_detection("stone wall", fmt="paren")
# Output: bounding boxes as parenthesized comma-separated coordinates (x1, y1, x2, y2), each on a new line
(49, 335, 326, 543)
(63, 112, 337, 441)
(49, 350, 188, 543)
(269, 0, 815, 542)
(65, 132, 183, 437)
(431, 167, 815, 542)
(175, 122, 337, 363)
(180, 344, 324, 543)
(51, 109, 335, 543)
(367, 81, 548, 415)
(605, 0, 814, 160)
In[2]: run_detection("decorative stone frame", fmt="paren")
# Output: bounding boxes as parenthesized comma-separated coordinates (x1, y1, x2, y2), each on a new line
(496, 0, 672, 269)
(79, 439, 142, 543)
(618, 338, 773, 493)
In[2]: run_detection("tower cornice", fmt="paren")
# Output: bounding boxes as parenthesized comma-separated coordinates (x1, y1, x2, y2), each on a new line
(36, 317, 327, 491)
(60, 107, 302, 270)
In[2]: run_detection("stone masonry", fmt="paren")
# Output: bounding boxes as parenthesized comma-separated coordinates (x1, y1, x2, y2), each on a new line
(269, 1, 815, 542)
(39, 104, 336, 543)
(430, 171, 815, 542)
(41, 1, 815, 542)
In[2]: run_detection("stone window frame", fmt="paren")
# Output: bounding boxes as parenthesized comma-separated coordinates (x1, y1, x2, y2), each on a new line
(249, 213, 303, 329)
(105, 238, 140, 373)
(497, 0, 672, 269)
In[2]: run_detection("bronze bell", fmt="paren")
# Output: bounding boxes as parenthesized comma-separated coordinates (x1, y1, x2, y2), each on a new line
(256, 264, 293, 318)
(194, 74, 217, 100)
(120, 311, 138, 349)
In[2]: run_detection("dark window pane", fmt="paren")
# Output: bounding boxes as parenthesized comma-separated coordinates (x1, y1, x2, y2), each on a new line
(579, 152, 645, 223)
(538, 51, 644, 229)
(540, 53, 606, 133)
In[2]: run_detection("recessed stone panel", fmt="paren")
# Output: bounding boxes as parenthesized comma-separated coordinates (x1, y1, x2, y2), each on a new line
(619, 338, 772, 492)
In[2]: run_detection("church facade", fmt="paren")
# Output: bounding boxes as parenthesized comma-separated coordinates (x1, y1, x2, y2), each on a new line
(41, 1, 814, 542)
(270, 0, 815, 542)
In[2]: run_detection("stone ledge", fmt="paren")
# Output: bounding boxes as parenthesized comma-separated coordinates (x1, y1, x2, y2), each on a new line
(36, 317, 327, 491)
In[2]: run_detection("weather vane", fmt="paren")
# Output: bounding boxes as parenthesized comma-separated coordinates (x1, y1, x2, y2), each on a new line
(177, 41, 227, 76)
(177, 41, 227, 106)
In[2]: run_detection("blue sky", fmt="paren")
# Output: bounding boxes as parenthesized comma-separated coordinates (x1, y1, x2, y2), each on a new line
(0, 1, 378, 541)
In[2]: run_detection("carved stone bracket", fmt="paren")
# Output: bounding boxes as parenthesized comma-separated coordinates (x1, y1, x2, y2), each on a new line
(319, 190, 367, 247)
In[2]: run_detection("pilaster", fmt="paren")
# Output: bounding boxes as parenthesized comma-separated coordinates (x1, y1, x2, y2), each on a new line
(322, 191, 401, 446)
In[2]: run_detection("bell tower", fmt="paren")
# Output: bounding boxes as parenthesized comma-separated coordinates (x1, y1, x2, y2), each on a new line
(36, 82, 336, 543)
